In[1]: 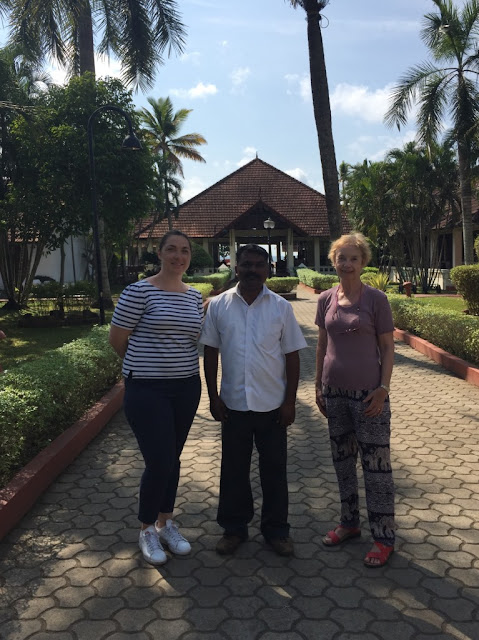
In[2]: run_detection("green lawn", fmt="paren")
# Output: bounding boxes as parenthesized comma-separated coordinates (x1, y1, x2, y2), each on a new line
(0, 308, 115, 371)
(413, 295, 468, 313)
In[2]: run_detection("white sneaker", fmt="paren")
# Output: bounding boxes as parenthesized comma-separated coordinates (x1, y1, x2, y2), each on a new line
(139, 526, 167, 565)
(156, 519, 191, 555)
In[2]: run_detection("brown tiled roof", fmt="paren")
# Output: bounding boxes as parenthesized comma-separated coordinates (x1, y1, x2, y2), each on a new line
(434, 196, 479, 229)
(137, 158, 345, 240)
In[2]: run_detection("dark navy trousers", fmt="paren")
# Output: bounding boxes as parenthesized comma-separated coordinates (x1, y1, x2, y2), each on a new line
(124, 375, 201, 524)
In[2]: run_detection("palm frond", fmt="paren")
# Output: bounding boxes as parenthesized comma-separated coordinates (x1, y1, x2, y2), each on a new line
(415, 73, 451, 145)
(384, 62, 441, 129)
(450, 75, 479, 138)
(150, 0, 186, 57)
(96, 0, 121, 58)
(113, 1, 158, 91)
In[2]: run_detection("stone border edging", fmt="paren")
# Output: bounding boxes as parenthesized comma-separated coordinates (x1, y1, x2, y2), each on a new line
(0, 380, 125, 542)
(393, 329, 479, 387)
(298, 282, 479, 388)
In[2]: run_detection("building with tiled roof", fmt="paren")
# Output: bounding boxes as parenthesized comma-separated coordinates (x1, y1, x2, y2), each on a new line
(135, 157, 348, 272)
(434, 197, 479, 269)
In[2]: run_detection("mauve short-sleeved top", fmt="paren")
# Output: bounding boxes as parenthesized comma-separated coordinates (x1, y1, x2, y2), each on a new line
(315, 284, 394, 391)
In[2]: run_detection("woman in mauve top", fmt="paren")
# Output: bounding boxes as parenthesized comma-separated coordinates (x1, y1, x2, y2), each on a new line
(315, 232, 396, 568)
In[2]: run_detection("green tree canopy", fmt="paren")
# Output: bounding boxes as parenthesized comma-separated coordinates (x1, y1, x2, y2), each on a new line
(385, 0, 479, 265)
(345, 141, 460, 291)
(0, 73, 154, 307)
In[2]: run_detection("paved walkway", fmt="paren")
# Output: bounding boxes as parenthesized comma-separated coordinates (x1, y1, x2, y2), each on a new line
(1, 289, 479, 640)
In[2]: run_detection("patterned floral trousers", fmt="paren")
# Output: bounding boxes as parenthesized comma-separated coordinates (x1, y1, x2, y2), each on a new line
(323, 385, 396, 546)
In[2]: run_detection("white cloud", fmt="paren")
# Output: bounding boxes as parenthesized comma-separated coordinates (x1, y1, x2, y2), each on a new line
(237, 146, 257, 167)
(344, 130, 417, 164)
(284, 73, 311, 102)
(47, 52, 122, 86)
(284, 168, 324, 193)
(220, 40, 228, 47)
(170, 82, 218, 99)
(180, 176, 208, 203)
(230, 67, 251, 87)
(95, 54, 122, 79)
(179, 51, 201, 65)
(330, 83, 395, 123)
(285, 168, 309, 184)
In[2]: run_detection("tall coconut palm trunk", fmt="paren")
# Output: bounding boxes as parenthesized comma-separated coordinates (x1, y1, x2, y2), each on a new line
(78, 1, 95, 76)
(458, 140, 474, 265)
(303, 0, 342, 240)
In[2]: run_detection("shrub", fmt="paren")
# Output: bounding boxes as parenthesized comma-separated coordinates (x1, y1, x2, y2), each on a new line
(0, 326, 121, 488)
(450, 265, 479, 315)
(266, 277, 299, 293)
(141, 250, 159, 265)
(475, 235, 479, 260)
(362, 272, 390, 291)
(388, 294, 479, 365)
(29, 280, 95, 314)
(362, 267, 379, 274)
(30, 281, 63, 301)
(188, 242, 214, 274)
(188, 282, 213, 300)
(185, 270, 232, 291)
(297, 268, 338, 290)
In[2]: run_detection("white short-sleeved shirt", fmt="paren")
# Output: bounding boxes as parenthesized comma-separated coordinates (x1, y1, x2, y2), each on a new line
(199, 284, 307, 412)
(111, 279, 203, 379)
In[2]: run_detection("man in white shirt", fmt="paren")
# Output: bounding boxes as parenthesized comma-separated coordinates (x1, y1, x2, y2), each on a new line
(200, 244, 307, 556)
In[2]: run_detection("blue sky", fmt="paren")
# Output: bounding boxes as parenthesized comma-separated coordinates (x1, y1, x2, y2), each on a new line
(0, 0, 461, 201)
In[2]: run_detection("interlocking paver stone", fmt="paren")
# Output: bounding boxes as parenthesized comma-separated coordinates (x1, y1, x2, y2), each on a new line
(1, 291, 479, 639)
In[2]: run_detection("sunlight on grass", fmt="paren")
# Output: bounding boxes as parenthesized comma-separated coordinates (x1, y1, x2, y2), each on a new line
(414, 296, 467, 313)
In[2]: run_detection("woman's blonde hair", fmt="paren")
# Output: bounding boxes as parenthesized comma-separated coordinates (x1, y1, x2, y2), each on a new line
(328, 232, 372, 266)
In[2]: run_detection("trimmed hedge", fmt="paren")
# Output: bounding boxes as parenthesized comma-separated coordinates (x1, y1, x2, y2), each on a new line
(185, 270, 232, 291)
(450, 265, 479, 316)
(0, 326, 122, 488)
(188, 282, 214, 299)
(388, 294, 479, 365)
(297, 268, 339, 290)
(266, 277, 299, 293)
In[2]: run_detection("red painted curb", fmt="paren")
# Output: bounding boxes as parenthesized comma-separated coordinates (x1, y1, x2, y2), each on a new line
(0, 380, 125, 542)
(393, 329, 479, 388)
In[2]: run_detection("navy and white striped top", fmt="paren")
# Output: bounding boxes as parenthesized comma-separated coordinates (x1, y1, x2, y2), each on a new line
(111, 279, 204, 379)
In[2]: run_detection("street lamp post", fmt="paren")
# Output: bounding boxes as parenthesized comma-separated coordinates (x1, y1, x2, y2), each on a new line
(88, 105, 142, 325)
(263, 216, 275, 277)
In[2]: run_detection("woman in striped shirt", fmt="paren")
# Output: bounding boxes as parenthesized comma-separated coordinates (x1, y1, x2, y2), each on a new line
(109, 230, 203, 566)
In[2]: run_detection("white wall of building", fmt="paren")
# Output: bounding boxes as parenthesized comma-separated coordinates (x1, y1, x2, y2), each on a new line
(0, 236, 90, 292)
(34, 236, 90, 282)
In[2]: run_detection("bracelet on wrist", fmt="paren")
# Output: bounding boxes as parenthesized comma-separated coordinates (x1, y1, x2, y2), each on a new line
(379, 383, 390, 393)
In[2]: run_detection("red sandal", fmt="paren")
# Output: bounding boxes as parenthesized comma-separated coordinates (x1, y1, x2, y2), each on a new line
(322, 526, 361, 547)
(364, 542, 394, 568)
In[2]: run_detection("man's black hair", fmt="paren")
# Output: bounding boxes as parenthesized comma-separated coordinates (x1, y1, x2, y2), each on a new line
(236, 243, 269, 263)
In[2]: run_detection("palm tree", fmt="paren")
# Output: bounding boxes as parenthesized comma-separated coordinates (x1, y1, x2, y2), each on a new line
(151, 154, 182, 231)
(287, 0, 342, 240)
(5, 0, 186, 91)
(384, 0, 479, 265)
(138, 96, 207, 229)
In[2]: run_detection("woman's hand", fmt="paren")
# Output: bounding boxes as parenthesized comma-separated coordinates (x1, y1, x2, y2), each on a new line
(316, 386, 327, 417)
(363, 386, 388, 417)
